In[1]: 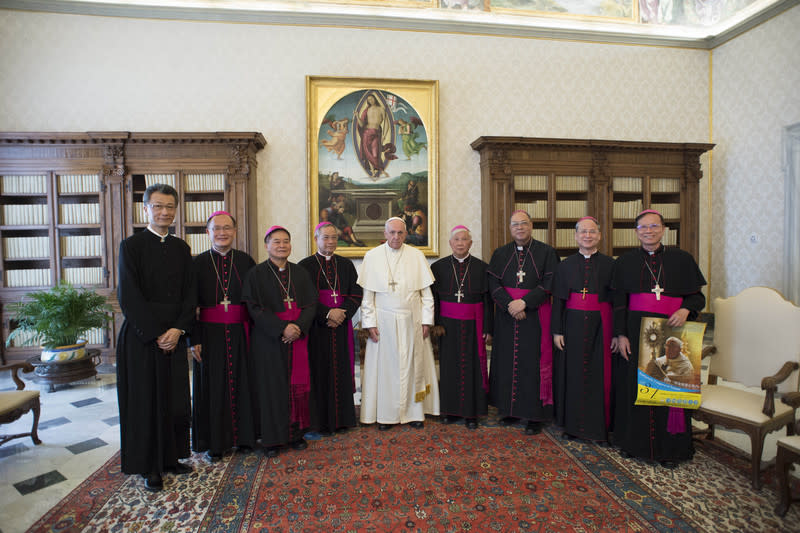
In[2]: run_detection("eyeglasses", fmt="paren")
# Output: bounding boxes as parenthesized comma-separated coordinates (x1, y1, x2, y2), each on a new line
(210, 225, 234, 233)
(510, 221, 531, 228)
(636, 223, 662, 231)
(577, 229, 599, 235)
(147, 203, 177, 212)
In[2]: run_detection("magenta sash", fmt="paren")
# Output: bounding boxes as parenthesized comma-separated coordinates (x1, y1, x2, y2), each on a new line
(319, 289, 356, 390)
(276, 305, 310, 393)
(566, 293, 613, 429)
(629, 293, 682, 316)
(199, 304, 250, 347)
(505, 287, 553, 405)
(628, 291, 686, 434)
(440, 301, 489, 393)
(277, 304, 310, 428)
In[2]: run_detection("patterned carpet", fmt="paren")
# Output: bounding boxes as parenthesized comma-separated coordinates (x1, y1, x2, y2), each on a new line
(27, 417, 800, 533)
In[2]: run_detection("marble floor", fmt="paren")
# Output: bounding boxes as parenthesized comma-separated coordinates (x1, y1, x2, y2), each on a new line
(0, 364, 120, 533)
(0, 358, 793, 533)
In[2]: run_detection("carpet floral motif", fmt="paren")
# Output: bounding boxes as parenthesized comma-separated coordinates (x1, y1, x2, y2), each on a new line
(27, 421, 800, 533)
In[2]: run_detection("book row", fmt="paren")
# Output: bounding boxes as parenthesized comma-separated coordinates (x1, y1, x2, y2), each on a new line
(6, 326, 106, 347)
(514, 201, 548, 219)
(613, 227, 677, 247)
(59, 203, 100, 225)
(58, 174, 100, 194)
(61, 235, 103, 257)
(185, 173, 225, 192)
(1, 175, 48, 194)
(613, 199, 644, 219)
(2, 204, 49, 225)
(3, 237, 50, 259)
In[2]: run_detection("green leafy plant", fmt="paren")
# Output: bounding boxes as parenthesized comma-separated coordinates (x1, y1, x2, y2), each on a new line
(5, 281, 112, 350)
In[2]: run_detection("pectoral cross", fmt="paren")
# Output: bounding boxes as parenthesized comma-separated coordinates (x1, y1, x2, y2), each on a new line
(284, 295, 294, 309)
(331, 290, 338, 304)
(580, 287, 589, 300)
(455, 288, 464, 303)
(516, 269, 526, 284)
(651, 283, 664, 301)
(220, 295, 231, 312)
(388, 280, 398, 292)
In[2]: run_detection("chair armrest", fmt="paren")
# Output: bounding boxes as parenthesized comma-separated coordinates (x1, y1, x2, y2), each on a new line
(781, 392, 800, 409)
(761, 361, 800, 417)
(0, 361, 34, 390)
(701, 345, 716, 359)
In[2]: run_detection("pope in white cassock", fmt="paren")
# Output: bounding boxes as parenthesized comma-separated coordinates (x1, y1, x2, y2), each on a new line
(358, 217, 440, 430)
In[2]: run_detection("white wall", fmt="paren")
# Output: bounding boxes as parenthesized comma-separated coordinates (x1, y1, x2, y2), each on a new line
(711, 4, 800, 301)
(0, 10, 710, 266)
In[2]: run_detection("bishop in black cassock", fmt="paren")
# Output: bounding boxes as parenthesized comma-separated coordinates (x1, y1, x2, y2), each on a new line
(612, 210, 706, 465)
(299, 222, 362, 434)
(116, 186, 195, 490)
(488, 211, 559, 434)
(190, 211, 257, 461)
(551, 217, 615, 442)
(431, 225, 493, 428)
(243, 226, 317, 456)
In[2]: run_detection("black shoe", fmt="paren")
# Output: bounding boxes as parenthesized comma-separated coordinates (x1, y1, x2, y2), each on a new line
(144, 473, 163, 491)
(335, 427, 349, 434)
(237, 445, 253, 452)
(166, 462, 193, 475)
(205, 451, 222, 463)
(440, 415, 453, 425)
(318, 430, 333, 437)
(290, 438, 308, 450)
(500, 417, 518, 426)
(264, 446, 280, 458)
(561, 432, 575, 440)
(409, 421, 424, 429)
(525, 421, 542, 435)
(466, 418, 478, 430)
(660, 460, 679, 469)
(378, 424, 393, 431)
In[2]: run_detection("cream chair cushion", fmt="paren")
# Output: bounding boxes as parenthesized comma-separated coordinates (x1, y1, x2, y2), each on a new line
(0, 390, 40, 416)
(777, 435, 800, 455)
(699, 384, 795, 426)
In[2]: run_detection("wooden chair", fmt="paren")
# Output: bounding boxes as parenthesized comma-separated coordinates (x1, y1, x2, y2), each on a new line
(693, 287, 800, 490)
(0, 361, 42, 447)
(774, 396, 800, 516)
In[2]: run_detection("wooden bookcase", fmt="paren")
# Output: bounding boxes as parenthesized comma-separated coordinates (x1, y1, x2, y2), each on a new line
(471, 137, 714, 260)
(0, 132, 266, 365)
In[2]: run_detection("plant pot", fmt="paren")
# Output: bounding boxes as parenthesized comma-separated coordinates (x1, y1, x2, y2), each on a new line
(41, 340, 89, 363)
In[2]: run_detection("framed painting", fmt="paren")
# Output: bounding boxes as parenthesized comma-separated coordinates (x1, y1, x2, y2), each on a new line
(307, 76, 439, 258)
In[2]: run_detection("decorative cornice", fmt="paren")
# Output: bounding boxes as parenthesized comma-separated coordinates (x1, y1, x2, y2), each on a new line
(1, 0, 797, 49)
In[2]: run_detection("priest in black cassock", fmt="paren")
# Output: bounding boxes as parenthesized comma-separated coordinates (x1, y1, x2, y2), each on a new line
(612, 209, 706, 466)
(189, 211, 257, 462)
(298, 222, 362, 435)
(551, 216, 616, 442)
(242, 226, 317, 457)
(431, 225, 493, 430)
(117, 184, 195, 492)
(488, 210, 559, 435)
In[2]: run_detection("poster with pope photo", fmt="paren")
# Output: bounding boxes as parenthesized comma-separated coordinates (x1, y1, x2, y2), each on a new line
(635, 317, 705, 409)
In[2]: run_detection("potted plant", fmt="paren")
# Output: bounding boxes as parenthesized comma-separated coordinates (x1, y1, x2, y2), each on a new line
(6, 281, 113, 362)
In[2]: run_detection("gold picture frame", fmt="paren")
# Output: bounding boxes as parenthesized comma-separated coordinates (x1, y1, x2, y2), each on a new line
(307, 76, 439, 258)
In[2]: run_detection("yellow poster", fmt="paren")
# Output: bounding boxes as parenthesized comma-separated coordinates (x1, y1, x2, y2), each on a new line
(635, 317, 705, 409)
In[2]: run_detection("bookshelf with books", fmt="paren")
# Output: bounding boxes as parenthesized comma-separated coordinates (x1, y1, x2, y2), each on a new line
(0, 132, 266, 365)
(471, 137, 714, 261)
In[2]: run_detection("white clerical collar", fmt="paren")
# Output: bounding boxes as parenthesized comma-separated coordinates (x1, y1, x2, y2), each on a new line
(146, 226, 169, 242)
(212, 247, 232, 256)
(454, 254, 470, 263)
(318, 252, 333, 261)
(581, 250, 597, 259)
